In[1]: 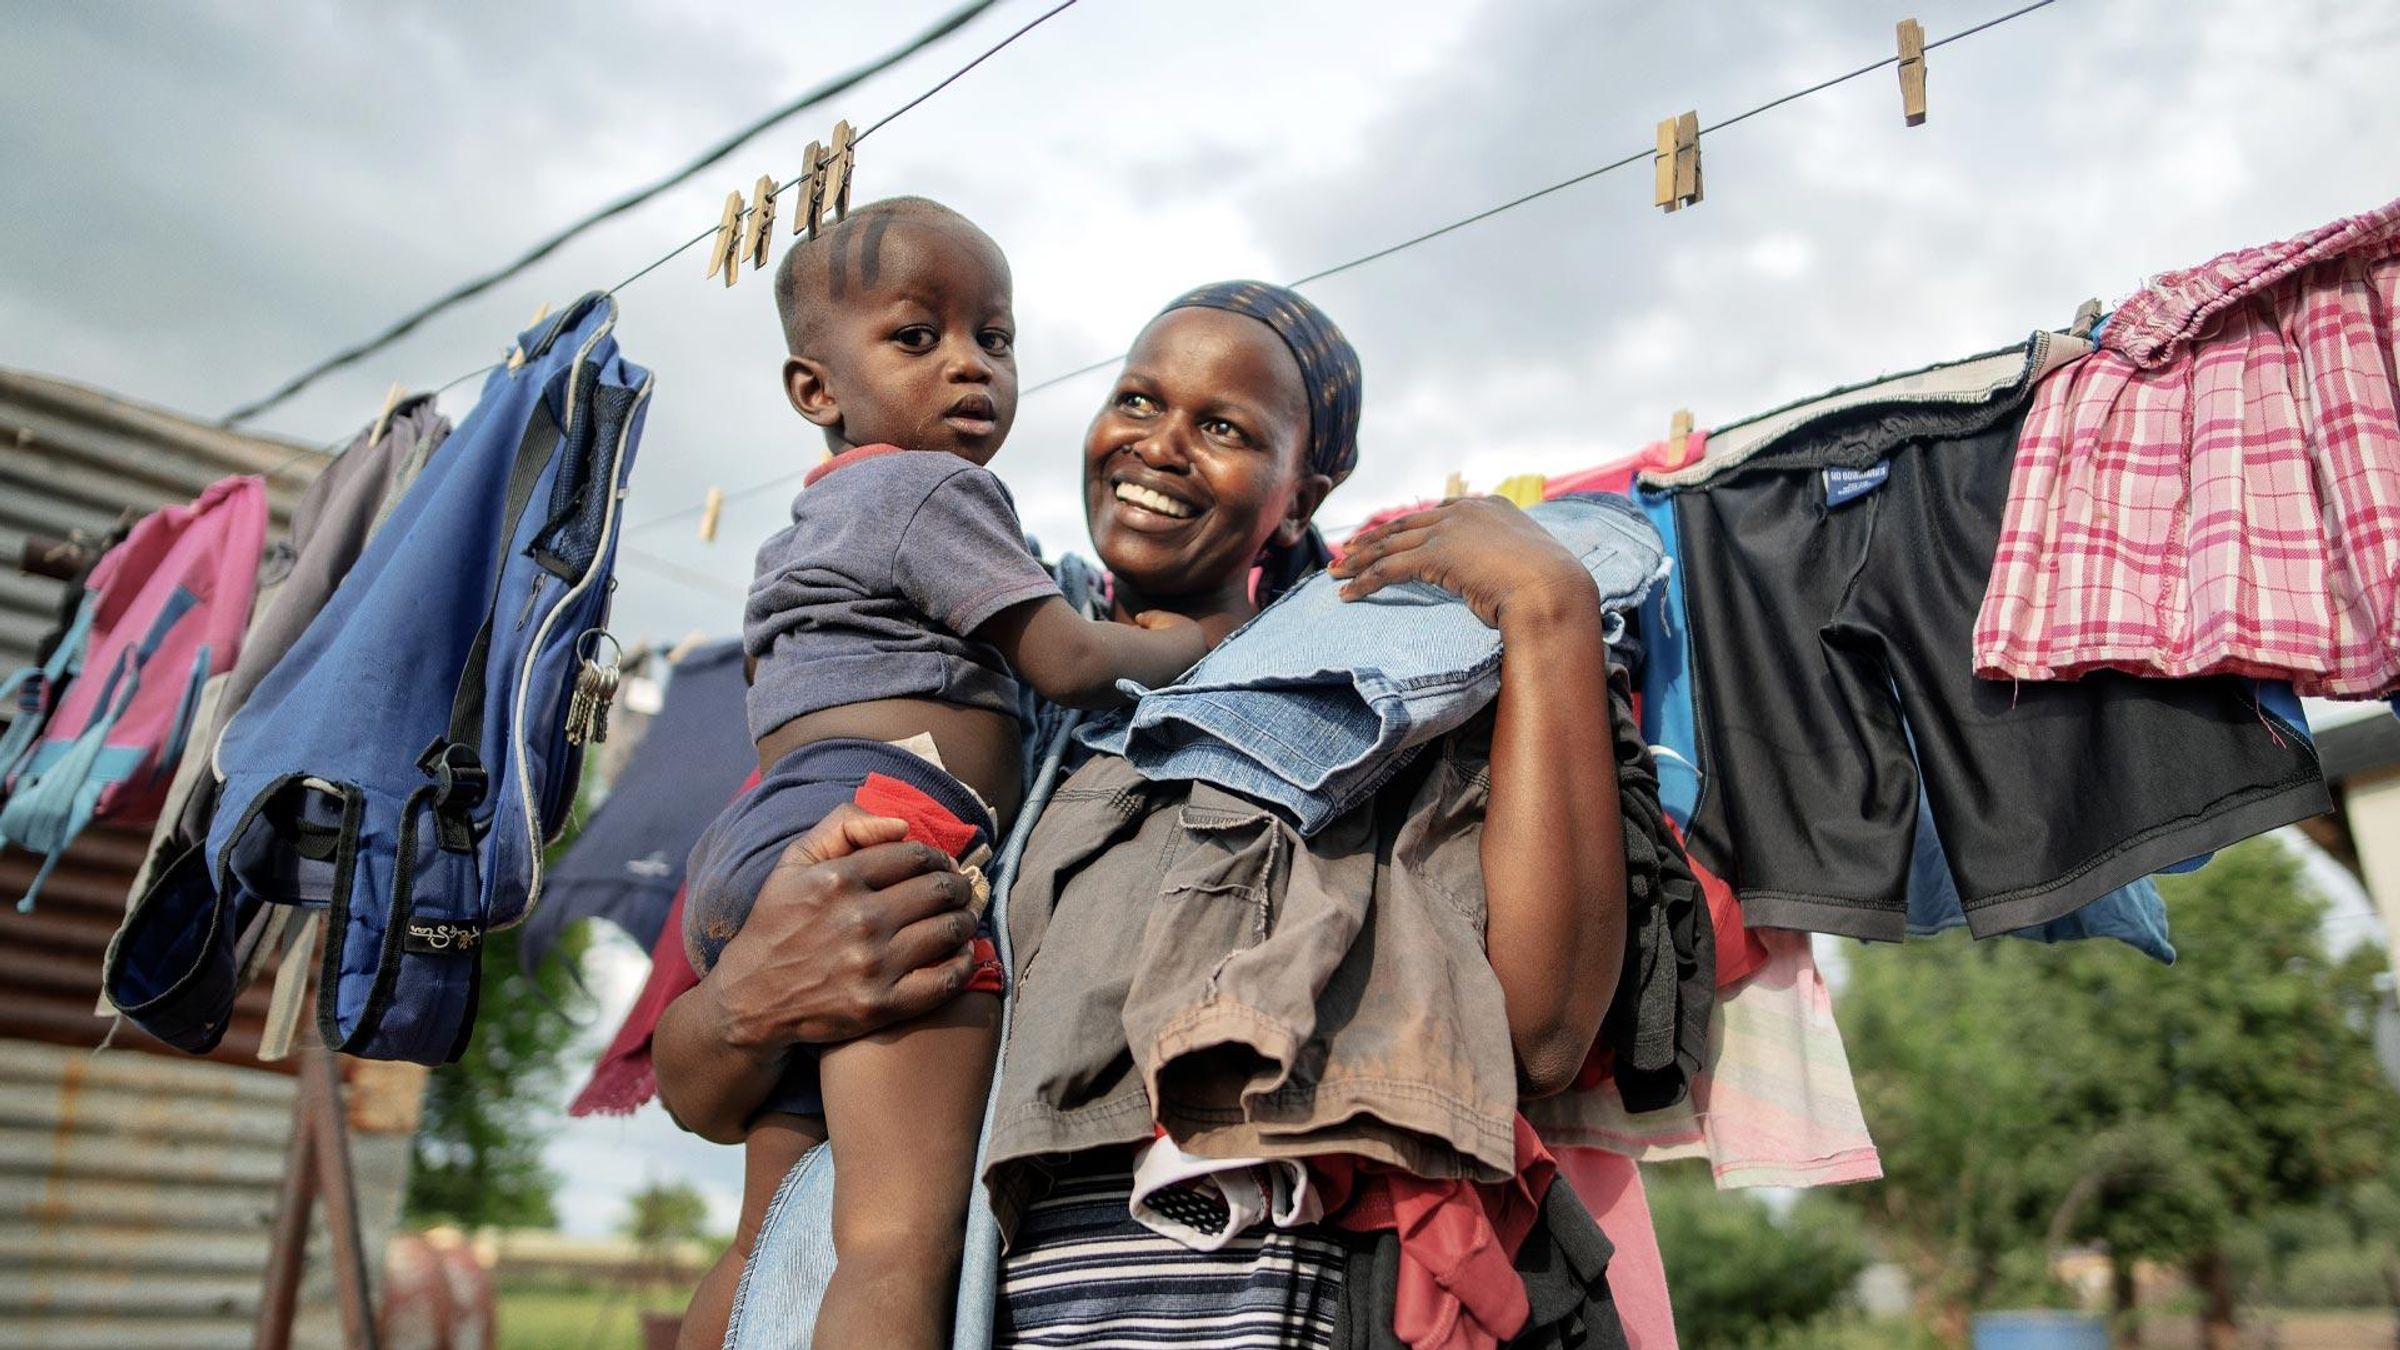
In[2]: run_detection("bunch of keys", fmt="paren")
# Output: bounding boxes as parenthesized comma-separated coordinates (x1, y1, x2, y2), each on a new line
(564, 629, 623, 747)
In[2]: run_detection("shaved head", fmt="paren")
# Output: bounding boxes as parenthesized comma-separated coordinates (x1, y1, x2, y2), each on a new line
(773, 195, 1006, 355)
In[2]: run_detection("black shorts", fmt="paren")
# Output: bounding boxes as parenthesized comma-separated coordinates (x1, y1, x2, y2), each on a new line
(1660, 341, 2329, 941)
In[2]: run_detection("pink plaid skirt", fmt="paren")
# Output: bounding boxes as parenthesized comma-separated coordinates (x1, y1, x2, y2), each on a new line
(1974, 197, 2400, 698)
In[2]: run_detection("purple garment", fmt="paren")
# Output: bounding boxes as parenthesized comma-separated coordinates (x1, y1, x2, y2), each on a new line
(520, 639, 753, 973)
(743, 446, 1060, 741)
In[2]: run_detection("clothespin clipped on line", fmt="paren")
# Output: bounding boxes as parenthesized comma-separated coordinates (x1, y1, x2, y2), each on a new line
(368, 381, 404, 445)
(791, 120, 857, 242)
(707, 190, 745, 288)
(745, 176, 779, 272)
(698, 486, 725, 543)
(506, 301, 552, 371)
(1666, 409, 1696, 469)
(2070, 297, 2103, 340)
(666, 628, 708, 665)
(1897, 19, 1928, 126)
(1443, 472, 1469, 501)
(1654, 111, 1702, 213)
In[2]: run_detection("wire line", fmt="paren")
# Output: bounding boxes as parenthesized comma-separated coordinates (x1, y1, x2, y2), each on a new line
(1015, 0, 2062, 401)
(220, 0, 1019, 426)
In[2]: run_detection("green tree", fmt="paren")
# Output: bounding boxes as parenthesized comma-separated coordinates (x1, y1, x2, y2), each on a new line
(622, 1180, 712, 1246)
(1650, 1163, 1870, 1347)
(1840, 838, 2397, 1348)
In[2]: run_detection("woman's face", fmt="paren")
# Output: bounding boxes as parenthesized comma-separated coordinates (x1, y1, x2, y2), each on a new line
(1083, 307, 1327, 605)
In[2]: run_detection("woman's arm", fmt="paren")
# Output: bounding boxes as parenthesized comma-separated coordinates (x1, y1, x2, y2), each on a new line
(653, 806, 986, 1142)
(1331, 498, 1627, 1096)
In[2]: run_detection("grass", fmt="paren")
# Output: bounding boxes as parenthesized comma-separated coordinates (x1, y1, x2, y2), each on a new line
(496, 1280, 691, 1350)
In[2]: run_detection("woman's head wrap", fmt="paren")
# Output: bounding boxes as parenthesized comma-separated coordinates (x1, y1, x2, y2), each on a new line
(1158, 281, 1361, 602)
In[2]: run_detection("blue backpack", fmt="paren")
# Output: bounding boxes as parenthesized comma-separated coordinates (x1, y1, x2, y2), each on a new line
(105, 294, 652, 1063)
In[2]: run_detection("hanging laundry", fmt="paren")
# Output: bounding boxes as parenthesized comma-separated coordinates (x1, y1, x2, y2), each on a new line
(107, 294, 652, 1064)
(1087, 496, 1667, 836)
(146, 395, 451, 881)
(1550, 1148, 1674, 1350)
(520, 637, 751, 975)
(1532, 928, 1881, 1192)
(1641, 336, 2330, 941)
(1, 475, 268, 908)
(1975, 195, 2400, 698)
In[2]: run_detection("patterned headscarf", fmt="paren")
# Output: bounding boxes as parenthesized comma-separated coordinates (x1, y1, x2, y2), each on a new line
(1160, 281, 1363, 601)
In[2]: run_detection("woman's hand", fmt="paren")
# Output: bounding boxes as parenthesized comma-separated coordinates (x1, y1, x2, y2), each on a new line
(1330, 496, 1597, 631)
(654, 804, 984, 1141)
(708, 804, 984, 1052)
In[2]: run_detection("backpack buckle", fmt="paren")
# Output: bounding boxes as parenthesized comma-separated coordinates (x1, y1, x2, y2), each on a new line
(416, 740, 488, 854)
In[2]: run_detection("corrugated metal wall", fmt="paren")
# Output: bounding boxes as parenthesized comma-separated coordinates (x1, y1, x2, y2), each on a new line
(0, 367, 321, 671)
(0, 366, 411, 1348)
(0, 1040, 412, 1350)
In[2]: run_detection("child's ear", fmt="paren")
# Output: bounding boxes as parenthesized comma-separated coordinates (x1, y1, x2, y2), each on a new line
(1272, 472, 1336, 549)
(784, 356, 840, 430)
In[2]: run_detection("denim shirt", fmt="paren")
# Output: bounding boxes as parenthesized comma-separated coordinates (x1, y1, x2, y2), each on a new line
(724, 556, 1105, 1350)
(1082, 496, 1668, 836)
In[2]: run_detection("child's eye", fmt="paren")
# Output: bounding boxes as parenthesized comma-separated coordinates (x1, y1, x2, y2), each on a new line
(980, 329, 1014, 355)
(894, 326, 938, 351)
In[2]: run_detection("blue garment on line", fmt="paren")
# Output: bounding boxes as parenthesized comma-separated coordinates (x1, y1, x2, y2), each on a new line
(519, 639, 753, 973)
(1084, 495, 1670, 836)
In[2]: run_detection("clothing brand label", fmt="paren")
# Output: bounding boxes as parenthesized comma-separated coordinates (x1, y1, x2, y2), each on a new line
(403, 920, 483, 954)
(1823, 462, 1890, 508)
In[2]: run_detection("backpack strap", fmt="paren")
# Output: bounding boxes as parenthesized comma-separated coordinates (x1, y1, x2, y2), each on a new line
(0, 590, 98, 787)
(2, 589, 199, 909)
(412, 397, 565, 855)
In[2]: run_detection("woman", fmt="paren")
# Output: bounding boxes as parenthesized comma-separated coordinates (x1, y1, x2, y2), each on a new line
(656, 282, 1628, 1346)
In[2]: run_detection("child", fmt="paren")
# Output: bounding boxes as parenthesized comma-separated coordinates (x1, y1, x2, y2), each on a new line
(675, 197, 1206, 1350)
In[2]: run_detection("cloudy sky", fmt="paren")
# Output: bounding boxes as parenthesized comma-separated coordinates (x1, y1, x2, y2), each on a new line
(9, 0, 2397, 1237)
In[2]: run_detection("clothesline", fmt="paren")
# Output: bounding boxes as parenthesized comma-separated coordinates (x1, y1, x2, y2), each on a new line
(614, 0, 2067, 544)
(221, 0, 1065, 427)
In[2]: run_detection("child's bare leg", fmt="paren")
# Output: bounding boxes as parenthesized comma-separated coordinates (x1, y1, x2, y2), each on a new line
(679, 1112, 825, 1350)
(810, 992, 1001, 1350)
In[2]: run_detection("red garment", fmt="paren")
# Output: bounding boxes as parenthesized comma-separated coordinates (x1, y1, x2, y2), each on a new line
(1317, 1116, 1558, 1350)
(569, 882, 702, 1116)
(802, 441, 913, 487)
(1543, 432, 1707, 500)
(1681, 825, 1766, 989)
(852, 771, 1004, 995)
(1555, 1149, 1677, 1350)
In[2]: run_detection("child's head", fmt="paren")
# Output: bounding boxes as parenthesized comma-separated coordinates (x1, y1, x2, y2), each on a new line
(775, 196, 1017, 464)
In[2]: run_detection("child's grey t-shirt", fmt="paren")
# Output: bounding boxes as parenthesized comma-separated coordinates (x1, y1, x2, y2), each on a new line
(743, 446, 1061, 743)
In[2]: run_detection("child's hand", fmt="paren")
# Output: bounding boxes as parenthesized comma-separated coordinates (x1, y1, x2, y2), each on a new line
(1134, 609, 1212, 664)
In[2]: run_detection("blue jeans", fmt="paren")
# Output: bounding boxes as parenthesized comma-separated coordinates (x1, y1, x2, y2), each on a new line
(1084, 496, 1667, 835)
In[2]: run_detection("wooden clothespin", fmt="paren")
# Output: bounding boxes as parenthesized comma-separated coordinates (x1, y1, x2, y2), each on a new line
(705, 190, 745, 287)
(1896, 19, 1928, 127)
(2069, 297, 2103, 338)
(793, 121, 857, 241)
(506, 301, 552, 371)
(744, 175, 777, 272)
(1442, 472, 1468, 501)
(368, 382, 404, 445)
(667, 628, 708, 664)
(697, 486, 725, 543)
(1667, 409, 1696, 468)
(1653, 111, 1702, 213)
(792, 140, 826, 237)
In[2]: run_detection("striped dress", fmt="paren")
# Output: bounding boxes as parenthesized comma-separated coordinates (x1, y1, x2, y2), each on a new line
(995, 1159, 1348, 1348)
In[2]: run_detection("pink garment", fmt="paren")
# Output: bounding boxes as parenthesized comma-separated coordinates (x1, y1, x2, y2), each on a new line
(1975, 195, 2400, 697)
(1319, 1116, 1558, 1350)
(1556, 1149, 1677, 1350)
(1531, 929, 1881, 1191)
